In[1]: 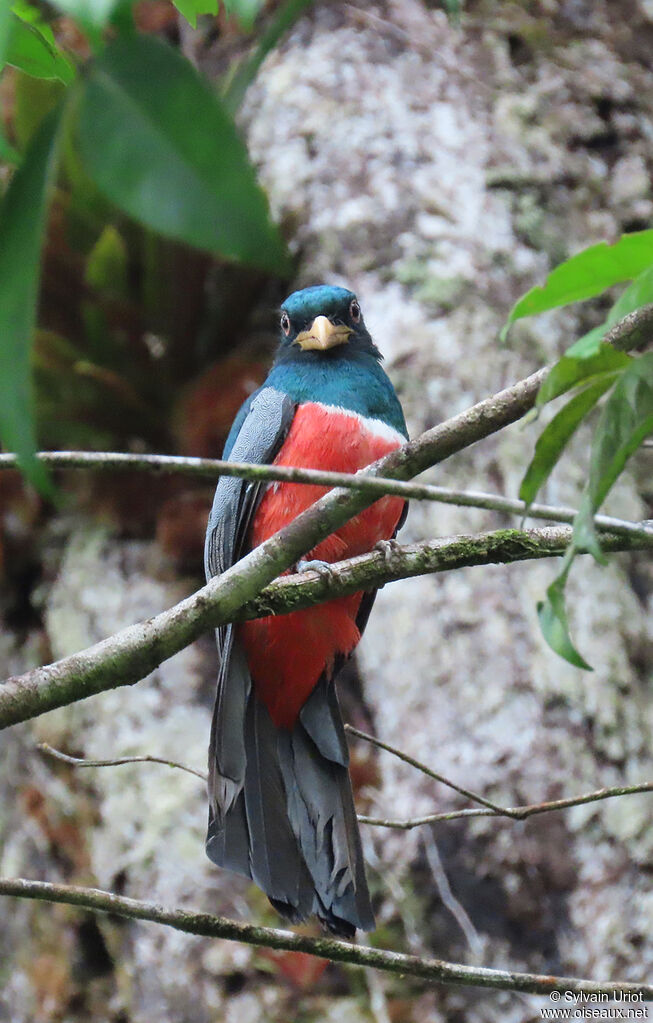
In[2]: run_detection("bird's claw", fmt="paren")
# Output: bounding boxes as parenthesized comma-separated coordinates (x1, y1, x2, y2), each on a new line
(296, 559, 335, 583)
(374, 538, 402, 568)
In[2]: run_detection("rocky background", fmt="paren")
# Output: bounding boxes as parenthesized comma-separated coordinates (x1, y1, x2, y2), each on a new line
(1, 1, 652, 1021)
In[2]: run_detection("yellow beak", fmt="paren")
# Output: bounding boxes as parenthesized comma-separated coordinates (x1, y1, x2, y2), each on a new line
(294, 315, 352, 351)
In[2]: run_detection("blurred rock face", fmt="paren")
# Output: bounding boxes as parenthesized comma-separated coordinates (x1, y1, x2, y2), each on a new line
(1, 2, 652, 1021)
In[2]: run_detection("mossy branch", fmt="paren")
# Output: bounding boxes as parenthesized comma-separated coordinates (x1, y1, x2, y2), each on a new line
(1, 525, 651, 731)
(0, 877, 651, 1000)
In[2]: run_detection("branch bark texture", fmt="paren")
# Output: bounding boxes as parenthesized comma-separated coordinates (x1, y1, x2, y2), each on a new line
(0, 878, 651, 1000)
(0, 368, 547, 727)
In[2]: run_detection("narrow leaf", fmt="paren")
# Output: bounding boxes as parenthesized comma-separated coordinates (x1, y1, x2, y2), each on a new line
(6, 14, 74, 83)
(502, 230, 653, 335)
(588, 353, 653, 511)
(537, 344, 631, 406)
(77, 34, 289, 273)
(0, 105, 62, 492)
(538, 575, 593, 671)
(222, 0, 314, 114)
(520, 378, 614, 506)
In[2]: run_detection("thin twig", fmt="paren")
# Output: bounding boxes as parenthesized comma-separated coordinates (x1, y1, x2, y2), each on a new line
(0, 450, 649, 541)
(0, 877, 650, 999)
(422, 831, 484, 961)
(37, 744, 653, 832)
(358, 783, 653, 830)
(37, 743, 207, 782)
(345, 725, 515, 815)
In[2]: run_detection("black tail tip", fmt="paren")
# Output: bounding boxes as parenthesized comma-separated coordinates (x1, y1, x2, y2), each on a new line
(268, 897, 362, 940)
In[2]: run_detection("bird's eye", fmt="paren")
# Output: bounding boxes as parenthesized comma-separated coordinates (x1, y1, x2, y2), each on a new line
(349, 300, 361, 324)
(280, 312, 291, 336)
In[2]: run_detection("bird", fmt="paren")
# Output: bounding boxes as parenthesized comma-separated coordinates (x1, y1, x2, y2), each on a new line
(204, 284, 408, 937)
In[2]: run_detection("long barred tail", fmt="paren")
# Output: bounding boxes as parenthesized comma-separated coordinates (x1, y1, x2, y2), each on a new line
(206, 676, 374, 937)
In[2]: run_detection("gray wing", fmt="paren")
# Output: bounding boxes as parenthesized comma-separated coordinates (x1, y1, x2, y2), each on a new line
(204, 387, 295, 816)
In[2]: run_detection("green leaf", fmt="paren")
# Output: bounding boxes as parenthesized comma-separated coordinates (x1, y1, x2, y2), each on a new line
(537, 344, 631, 406)
(223, 0, 265, 30)
(571, 492, 606, 566)
(222, 0, 314, 114)
(604, 262, 653, 329)
(6, 14, 74, 82)
(502, 230, 653, 336)
(0, 0, 12, 69)
(587, 353, 653, 511)
(520, 378, 615, 506)
(0, 105, 63, 493)
(172, 0, 218, 29)
(77, 34, 289, 273)
(538, 572, 593, 671)
(567, 262, 653, 359)
(569, 354, 653, 568)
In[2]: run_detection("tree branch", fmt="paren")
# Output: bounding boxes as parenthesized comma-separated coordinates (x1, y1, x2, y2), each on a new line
(238, 526, 652, 622)
(2, 522, 652, 730)
(0, 449, 648, 539)
(0, 877, 650, 999)
(0, 366, 545, 727)
(357, 783, 653, 830)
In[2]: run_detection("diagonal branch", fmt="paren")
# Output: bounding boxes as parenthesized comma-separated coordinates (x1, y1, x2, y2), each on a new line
(0, 877, 651, 999)
(0, 367, 547, 728)
(2, 523, 652, 730)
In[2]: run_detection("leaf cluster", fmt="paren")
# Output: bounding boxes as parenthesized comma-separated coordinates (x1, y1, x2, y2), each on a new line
(503, 232, 653, 666)
(0, 0, 309, 489)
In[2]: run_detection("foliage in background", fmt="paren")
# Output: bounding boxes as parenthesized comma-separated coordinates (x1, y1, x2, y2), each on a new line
(0, 0, 306, 489)
(504, 230, 653, 667)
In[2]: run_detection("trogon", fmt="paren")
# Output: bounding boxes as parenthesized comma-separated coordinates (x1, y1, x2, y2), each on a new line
(204, 285, 408, 937)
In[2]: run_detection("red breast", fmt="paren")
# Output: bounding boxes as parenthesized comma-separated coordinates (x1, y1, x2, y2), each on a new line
(239, 402, 405, 728)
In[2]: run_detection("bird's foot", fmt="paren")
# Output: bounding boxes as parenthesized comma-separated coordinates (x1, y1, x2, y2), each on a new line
(374, 538, 402, 569)
(296, 559, 336, 583)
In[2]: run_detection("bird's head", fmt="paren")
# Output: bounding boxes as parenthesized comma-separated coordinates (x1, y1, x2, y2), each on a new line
(276, 285, 381, 361)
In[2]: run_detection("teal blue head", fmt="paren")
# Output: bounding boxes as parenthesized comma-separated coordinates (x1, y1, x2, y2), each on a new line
(276, 285, 381, 362)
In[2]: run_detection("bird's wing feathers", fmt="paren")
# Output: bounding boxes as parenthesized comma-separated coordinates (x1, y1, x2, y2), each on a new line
(205, 387, 295, 816)
(204, 386, 296, 580)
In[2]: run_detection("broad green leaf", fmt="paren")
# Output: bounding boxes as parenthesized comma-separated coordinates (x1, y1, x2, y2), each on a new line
(520, 378, 614, 506)
(588, 353, 653, 510)
(538, 572, 593, 671)
(502, 230, 653, 336)
(77, 34, 290, 273)
(222, 0, 314, 114)
(172, 0, 218, 29)
(6, 14, 74, 82)
(0, 105, 62, 492)
(537, 344, 631, 406)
